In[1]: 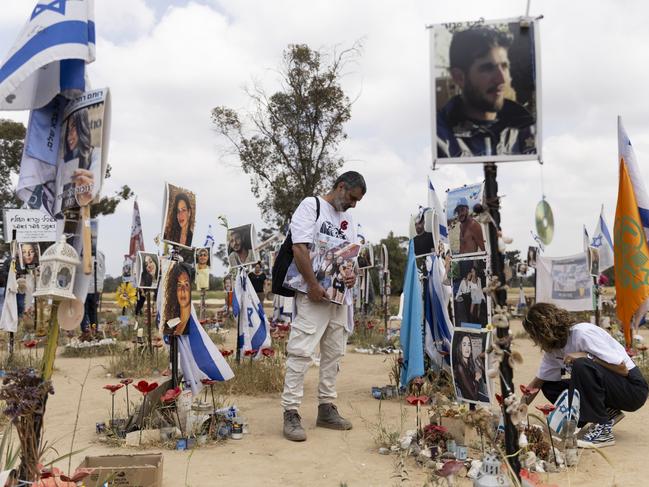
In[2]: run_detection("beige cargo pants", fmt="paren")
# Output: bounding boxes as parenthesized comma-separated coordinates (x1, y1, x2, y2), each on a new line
(280, 294, 347, 410)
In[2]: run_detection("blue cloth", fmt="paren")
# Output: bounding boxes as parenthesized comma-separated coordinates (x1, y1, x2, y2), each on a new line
(400, 241, 425, 387)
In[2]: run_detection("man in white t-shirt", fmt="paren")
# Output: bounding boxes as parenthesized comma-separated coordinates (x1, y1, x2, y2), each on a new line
(522, 303, 648, 448)
(281, 171, 366, 442)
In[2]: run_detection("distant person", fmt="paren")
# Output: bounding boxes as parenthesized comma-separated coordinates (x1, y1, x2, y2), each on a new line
(437, 26, 535, 158)
(454, 198, 485, 254)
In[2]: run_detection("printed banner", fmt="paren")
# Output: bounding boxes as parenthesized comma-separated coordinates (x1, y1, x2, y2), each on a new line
(536, 253, 593, 311)
(3, 209, 56, 242)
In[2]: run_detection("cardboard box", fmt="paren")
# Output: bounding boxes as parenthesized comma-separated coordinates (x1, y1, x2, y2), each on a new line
(78, 453, 163, 487)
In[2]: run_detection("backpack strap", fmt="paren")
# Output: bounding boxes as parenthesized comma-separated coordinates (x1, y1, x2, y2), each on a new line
(314, 196, 320, 220)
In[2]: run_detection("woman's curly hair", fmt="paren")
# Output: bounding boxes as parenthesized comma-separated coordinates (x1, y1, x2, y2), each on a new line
(523, 302, 576, 352)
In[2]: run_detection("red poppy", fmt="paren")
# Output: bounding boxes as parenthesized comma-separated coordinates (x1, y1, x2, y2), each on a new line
(535, 404, 556, 416)
(424, 424, 448, 434)
(340, 221, 348, 231)
(378, 327, 385, 333)
(495, 393, 503, 406)
(276, 324, 290, 332)
(103, 384, 124, 394)
(220, 349, 233, 357)
(520, 384, 540, 396)
(23, 339, 38, 349)
(406, 395, 429, 405)
(244, 349, 258, 357)
(120, 378, 133, 386)
(201, 379, 218, 385)
(134, 380, 158, 395)
(366, 323, 375, 330)
(160, 387, 181, 404)
(261, 348, 275, 357)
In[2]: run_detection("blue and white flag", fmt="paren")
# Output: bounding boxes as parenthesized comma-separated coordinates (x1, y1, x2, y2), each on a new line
(233, 268, 271, 358)
(203, 224, 215, 248)
(619, 116, 649, 241)
(590, 205, 614, 272)
(424, 254, 453, 367)
(400, 241, 425, 387)
(0, 0, 95, 110)
(427, 177, 448, 244)
(178, 307, 234, 396)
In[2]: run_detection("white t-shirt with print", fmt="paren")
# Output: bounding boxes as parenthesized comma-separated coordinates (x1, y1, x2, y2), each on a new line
(289, 196, 357, 311)
(536, 322, 636, 381)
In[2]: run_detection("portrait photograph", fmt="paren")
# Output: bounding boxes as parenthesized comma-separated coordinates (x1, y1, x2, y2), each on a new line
(430, 17, 541, 165)
(589, 247, 600, 277)
(527, 246, 538, 268)
(160, 260, 193, 336)
(446, 183, 488, 258)
(135, 252, 160, 290)
(194, 247, 211, 291)
(451, 258, 489, 328)
(162, 182, 197, 249)
(227, 224, 258, 269)
(451, 327, 491, 404)
(409, 208, 436, 258)
(17, 242, 40, 272)
(357, 242, 374, 269)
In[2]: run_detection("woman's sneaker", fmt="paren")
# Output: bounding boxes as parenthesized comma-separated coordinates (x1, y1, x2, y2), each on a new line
(577, 420, 615, 448)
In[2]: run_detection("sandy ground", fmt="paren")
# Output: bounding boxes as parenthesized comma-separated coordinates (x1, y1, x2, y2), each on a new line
(38, 318, 648, 487)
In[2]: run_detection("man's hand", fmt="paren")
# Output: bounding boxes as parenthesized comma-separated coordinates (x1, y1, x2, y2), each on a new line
(72, 168, 95, 206)
(342, 266, 356, 288)
(307, 282, 328, 302)
(563, 352, 587, 365)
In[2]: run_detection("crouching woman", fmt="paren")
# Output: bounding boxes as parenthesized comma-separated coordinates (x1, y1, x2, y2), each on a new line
(522, 303, 648, 448)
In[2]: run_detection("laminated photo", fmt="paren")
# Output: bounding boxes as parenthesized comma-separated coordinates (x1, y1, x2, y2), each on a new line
(451, 327, 491, 404)
(451, 258, 489, 328)
(446, 183, 488, 258)
(409, 208, 436, 258)
(135, 252, 160, 290)
(226, 224, 258, 269)
(430, 18, 541, 165)
(283, 233, 360, 305)
(162, 183, 197, 249)
(159, 260, 193, 335)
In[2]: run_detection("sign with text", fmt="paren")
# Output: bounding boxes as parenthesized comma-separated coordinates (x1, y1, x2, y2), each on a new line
(3, 209, 57, 242)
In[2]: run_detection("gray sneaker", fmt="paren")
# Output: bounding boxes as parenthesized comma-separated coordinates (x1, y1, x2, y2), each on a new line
(283, 409, 306, 442)
(316, 403, 353, 430)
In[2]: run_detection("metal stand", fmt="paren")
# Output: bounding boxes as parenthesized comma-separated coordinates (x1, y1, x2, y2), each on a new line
(200, 289, 207, 321)
(484, 162, 520, 477)
(170, 334, 178, 388)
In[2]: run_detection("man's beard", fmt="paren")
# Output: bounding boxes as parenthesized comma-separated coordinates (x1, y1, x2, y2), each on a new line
(463, 81, 504, 114)
(332, 195, 346, 211)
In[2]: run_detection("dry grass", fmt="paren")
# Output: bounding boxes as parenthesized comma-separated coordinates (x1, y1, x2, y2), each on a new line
(106, 346, 169, 377)
(61, 343, 121, 358)
(218, 355, 286, 395)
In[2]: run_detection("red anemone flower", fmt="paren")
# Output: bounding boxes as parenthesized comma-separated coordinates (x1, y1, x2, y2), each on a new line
(261, 348, 275, 357)
(520, 384, 540, 396)
(406, 395, 430, 405)
(201, 379, 218, 385)
(103, 384, 124, 394)
(220, 349, 233, 357)
(495, 393, 503, 406)
(366, 323, 375, 330)
(160, 387, 181, 404)
(134, 380, 158, 395)
(120, 378, 133, 386)
(535, 404, 556, 416)
(23, 339, 38, 349)
(244, 349, 258, 357)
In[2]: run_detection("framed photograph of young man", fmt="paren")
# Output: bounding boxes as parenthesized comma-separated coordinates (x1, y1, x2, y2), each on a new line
(409, 208, 436, 258)
(226, 224, 258, 269)
(430, 17, 542, 165)
(446, 183, 488, 258)
(451, 327, 491, 404)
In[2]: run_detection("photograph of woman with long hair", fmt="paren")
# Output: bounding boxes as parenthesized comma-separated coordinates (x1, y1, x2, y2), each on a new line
(138, 253, 159, 289)
(162, 184, 196, 248)
(19, 242, 40, 270)
(451, 330, 489, 403)
(162, 262, 192, 335)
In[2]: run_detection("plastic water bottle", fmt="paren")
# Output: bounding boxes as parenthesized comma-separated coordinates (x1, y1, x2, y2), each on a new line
(563, 417, 578, 466)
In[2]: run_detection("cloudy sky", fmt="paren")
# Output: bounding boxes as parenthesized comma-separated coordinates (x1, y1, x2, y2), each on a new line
(2, 0, 648, 276)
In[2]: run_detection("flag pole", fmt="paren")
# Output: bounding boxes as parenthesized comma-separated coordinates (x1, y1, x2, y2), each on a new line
(484, 162, 520, 477)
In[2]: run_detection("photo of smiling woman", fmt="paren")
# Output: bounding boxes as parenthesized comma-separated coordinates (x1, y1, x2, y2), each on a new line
(162, 261, 193, 335)
(451, 328, 490, 404)
(162, 183, 196, 248)
(136, 252, 159, 289)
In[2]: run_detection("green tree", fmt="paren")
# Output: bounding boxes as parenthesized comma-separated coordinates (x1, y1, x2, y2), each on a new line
(0, 119, 26, 243)
(380, 231, 408, 295)
(211, 43, 359, 227)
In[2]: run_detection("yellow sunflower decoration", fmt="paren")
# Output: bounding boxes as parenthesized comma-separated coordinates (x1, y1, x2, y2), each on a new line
(115, 282, 137, 308)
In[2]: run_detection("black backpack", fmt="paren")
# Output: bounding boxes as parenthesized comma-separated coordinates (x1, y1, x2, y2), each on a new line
(271, 197, 320, 297)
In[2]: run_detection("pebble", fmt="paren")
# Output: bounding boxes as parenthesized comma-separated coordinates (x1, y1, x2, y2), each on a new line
(378, 447, 390, 455)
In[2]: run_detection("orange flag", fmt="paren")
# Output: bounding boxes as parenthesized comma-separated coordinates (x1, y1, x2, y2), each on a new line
(614, 159, 649, 346)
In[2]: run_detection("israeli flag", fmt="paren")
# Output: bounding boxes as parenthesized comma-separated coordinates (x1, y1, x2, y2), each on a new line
(427, 177, 448, 244)
(233, 269, 271, 358)
(203, 224, 215, 248)
(424, 254, 453, 367)
(590, 206, 614, 272)
(0, 0, 95, 110)
(178, 307, 234, 396)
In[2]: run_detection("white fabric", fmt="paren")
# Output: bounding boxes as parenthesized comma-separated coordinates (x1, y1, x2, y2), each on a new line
(619, 117, 649, 241)
(535, 252, 593, 312)
(591, 206, 614, 272)
(290, 197, 356, 244)
(469, 281, 484, 305)
(428, 177, 448, 244)
(455, 279, 469, 299)
(0, 264, 18, 332)
(537, 322, 636, 381)
(233, 268, 271, 358)
(281, 293, 347, 409)
(0, 0, 95, 110)
(87, 251, 105, 293)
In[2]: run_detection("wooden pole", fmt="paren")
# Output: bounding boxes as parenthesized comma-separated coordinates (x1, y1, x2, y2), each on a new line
(146, 290, 153, 356)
